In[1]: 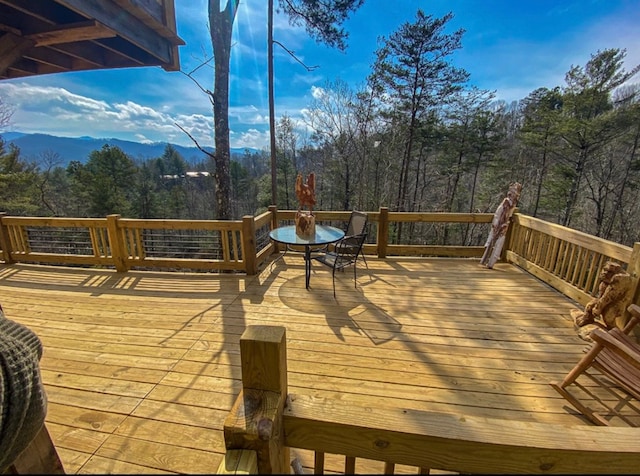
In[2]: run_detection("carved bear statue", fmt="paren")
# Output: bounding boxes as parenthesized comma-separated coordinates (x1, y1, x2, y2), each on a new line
(571, 261, 633, 341)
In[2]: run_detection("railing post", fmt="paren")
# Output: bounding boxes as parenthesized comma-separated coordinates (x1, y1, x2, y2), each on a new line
(0, 212, 14, 264)
(502, 208, 519, 262)
(377, 207, 389, 258)
(223, 326, 289, 474)
(268, 205, 278, 230)
(626, 242, 640, 341)
(106, 214, 128, 272)
(268, 205, 281, 255)
(626, 242, 640, 295)
(242, 215, 257, 275)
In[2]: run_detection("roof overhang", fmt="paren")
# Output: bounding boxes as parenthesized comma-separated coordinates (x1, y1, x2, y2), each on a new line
(0, 0, 184, 80)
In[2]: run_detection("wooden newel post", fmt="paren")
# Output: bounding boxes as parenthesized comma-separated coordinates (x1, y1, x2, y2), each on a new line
(626, 242, 640, 341)
(268, 205, 280, 255)
(0, 212, 14, 264)
(627, 242, 640, 301)
(378, 207, 389, 258)
(242, 215, 258, 275)
(221, 326, 289, 474)
(106, 214, 128, 272)
(502, 208, 519, 261)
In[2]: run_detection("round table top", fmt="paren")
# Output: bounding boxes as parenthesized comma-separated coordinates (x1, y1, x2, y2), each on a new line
(269, 224, 345, 246)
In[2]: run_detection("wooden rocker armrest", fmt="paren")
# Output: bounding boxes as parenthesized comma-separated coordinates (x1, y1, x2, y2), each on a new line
(590, 328, 640, 367)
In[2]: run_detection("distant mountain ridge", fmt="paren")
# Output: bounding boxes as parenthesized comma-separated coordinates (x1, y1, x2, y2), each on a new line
(2, 132, 257, 167)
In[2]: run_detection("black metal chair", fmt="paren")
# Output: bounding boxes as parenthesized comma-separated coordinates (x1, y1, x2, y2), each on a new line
(312, 232, 367, 297)
(320, 210, 369, 268)
(343, 211, 369, 269)
(345, 210, 368, 236)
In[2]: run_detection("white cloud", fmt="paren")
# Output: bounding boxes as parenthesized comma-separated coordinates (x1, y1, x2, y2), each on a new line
(0, 82, 216, 146)
(1, 83, 109, 112)
(231, 128, 269, 150)
(134, 133, 154, 144)
(310, 86, 326, 100)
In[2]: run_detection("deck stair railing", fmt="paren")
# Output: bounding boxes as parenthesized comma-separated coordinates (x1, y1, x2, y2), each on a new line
(217, 326, 640, 475)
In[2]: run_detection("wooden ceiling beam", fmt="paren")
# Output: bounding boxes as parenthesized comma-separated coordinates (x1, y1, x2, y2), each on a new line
(4, 57, 68, 78)
(0, 0, 182, 79)
(0, 32, 35, 77)
(23, 46, 98, 72)
(25, 20, 116, 47)
(0, 21, 22, 36)
(54, 0, 175, 64)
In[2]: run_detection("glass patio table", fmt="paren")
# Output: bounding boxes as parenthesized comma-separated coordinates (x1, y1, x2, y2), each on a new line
(269, 224, 345, 289)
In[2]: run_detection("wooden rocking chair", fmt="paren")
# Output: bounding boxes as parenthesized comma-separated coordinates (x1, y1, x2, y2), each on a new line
(550, 303, 640, 426)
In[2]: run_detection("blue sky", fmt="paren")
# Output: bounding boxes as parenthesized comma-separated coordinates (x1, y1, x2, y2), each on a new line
(0, 0, 638, 150)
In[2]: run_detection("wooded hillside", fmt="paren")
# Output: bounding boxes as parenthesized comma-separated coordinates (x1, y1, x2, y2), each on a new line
(1, 13, 638, 248)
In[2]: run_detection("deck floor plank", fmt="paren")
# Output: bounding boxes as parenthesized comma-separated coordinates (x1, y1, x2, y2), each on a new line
(1, 258, 636, 474)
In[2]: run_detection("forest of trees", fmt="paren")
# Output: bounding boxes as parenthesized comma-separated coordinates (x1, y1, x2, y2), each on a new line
(1, 12, 639, 247)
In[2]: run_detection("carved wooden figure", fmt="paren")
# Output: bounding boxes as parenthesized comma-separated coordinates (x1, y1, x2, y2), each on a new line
(294, 172, 316, 238)
(295, 172, 316, 211)
(571, 261, 633, 341)
(480, 182, 522, 269)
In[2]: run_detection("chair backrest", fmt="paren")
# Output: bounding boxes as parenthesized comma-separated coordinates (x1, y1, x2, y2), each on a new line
(334, 233, 367, 269)
(346, 211, 368, 237)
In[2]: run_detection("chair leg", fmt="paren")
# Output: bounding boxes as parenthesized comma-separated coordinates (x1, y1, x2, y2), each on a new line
(353, 262, 357, 288)
(556, 342, 603, 388)
(549, 342, 608, 425)
(360, 253, 369, 270)
(332, 267, 337, 297)
(549, 382, 609, 426)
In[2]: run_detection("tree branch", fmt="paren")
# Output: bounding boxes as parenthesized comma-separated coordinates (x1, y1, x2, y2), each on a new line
(273, 40, 319, 71)
(180, 57, 215, 108)
(174, 122, 215, 161)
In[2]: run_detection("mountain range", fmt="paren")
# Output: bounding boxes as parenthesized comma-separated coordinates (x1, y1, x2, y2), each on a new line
(2, 132, 257, 168)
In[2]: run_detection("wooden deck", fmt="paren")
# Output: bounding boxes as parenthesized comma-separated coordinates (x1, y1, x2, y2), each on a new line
(0, 256, 623, 474)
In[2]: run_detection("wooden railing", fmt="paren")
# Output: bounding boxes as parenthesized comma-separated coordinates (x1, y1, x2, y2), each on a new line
(506, 214, 640, 307)
(0, 208, 494, 275)
(0, 212, 264, 274)
(2, 209, 639, 309)
(269, 206, 494, 259)
(217, 326, 640, 474)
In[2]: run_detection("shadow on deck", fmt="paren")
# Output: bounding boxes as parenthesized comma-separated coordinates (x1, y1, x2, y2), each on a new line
(0, 257, 633, 474)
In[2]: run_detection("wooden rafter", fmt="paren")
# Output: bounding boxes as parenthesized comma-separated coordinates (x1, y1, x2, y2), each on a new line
(25, 20, 116, 47)
(0, 33, 35, 76)
(0, 0, 182, 80)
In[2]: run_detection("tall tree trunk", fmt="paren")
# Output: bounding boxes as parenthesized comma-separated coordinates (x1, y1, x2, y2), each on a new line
(561, 147, 588, 227)
(395, 110, 418, 243)
(533, 147, 548, 217)
(605, 121, 640, 238)
(209, 0, 238, 219)
(343, 157, 351, 211)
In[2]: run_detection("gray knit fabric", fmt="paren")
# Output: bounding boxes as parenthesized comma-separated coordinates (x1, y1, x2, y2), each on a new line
(0, 306, 48, 471)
